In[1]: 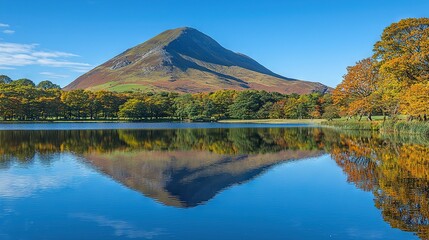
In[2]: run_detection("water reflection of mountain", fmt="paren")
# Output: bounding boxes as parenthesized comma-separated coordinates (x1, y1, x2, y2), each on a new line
(0, 128, 325, 207)
(85, 149, 322, 207)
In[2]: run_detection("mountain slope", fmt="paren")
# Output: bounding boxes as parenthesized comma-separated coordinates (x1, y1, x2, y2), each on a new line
(64, 27, 329, 94)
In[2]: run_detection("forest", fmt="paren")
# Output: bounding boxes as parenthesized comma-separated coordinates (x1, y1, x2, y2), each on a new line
(0, 76, 336, 121)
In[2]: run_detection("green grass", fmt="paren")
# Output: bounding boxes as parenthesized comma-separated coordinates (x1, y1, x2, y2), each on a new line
(90, 82, 152, 92)
(322, 117, 429, 138)
(381, 121, 429, 137)
(322, 119, 382, 130)
(219, 119, 324, 124)
(109, 84, 151, 92)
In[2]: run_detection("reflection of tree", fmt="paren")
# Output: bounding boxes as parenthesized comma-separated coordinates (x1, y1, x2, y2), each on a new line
(0, 128, 326, 166)
(327, 132, 429, 239)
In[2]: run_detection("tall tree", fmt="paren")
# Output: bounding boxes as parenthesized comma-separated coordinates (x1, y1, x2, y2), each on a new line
(94, 91, 126, 119)
(61, 90, 92, 119)
(333, 58, 378, 120)
(228, 91, 262, 119)
(118, 99, 146, 120)
(10, 78, 36, 87)
(37, 80, 61, 90)
(401, 82, 429, 120)
(373, 18, 429, 86)
(0, 75, 12, 84)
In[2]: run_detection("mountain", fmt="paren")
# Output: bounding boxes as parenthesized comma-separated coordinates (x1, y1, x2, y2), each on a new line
(64, 27, 329, 94)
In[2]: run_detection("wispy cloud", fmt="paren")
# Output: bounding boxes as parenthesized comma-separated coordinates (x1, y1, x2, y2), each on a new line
(0, 42, 35, 53)
(0, 66, 15, 70)
(71, 213, 166, 239)
(33, 51, 78, 58)
(0, 23, 15, 35)
(2, 30, 14, 35)
(40, 72, 70, 79)
(0, 41, 92, 72)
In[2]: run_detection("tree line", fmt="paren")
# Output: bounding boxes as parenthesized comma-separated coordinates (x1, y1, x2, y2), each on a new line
(0, 128, 324, 160)
(0, 75, 337, 121)
(333, 18, 429, 121)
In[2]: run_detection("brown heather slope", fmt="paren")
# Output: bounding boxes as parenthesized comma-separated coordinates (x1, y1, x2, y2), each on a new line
(64, 27, 329, 94)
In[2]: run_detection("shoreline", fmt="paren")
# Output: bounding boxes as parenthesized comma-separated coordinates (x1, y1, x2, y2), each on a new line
(321, 120, 429, 138)
(218, 119, 324, 124)
(0, 119, 324, 124)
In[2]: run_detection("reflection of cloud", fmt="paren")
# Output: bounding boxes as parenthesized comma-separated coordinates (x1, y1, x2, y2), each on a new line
(346, 228, 384, 239)
(71, 213, 165, 239)
(0, 157, 92, 198)
(0, 174, 65, 198)
(0, 42, 91, 72)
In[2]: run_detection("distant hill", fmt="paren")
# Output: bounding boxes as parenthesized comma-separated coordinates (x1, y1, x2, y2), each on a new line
(64, 27, 329, 94)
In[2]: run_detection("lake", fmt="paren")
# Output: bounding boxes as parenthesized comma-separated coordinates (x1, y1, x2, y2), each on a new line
(0, 123, 427, 239)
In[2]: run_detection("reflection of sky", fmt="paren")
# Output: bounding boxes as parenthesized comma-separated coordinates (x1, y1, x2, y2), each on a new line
(345, 228, 384, 239)
(71, 213, 165, 239)
(0, 153, 93, 199)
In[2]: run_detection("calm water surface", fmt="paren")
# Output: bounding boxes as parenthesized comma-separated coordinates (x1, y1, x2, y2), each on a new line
(0, 123, 427, 239)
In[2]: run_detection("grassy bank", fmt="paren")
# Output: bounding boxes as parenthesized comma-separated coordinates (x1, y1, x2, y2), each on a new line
(0, 118, 323, 125)
(322, 119, 429, 137)
(218, 119, 324, 124)
(381, 121, 429, 137)
(321, 119, 382, 130)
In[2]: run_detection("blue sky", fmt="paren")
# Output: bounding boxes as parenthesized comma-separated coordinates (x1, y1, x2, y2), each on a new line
(0, 0, 428, 87)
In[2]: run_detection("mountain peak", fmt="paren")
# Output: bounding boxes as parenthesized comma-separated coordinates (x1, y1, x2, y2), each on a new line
(64, 28, 329, 94)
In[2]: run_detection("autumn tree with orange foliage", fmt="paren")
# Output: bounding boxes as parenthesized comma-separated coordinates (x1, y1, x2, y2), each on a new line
(373, 18, 429, 86)
(333, 58, 378, 120)
(401, 83, 429, 121)
(373, 18, 429, 118)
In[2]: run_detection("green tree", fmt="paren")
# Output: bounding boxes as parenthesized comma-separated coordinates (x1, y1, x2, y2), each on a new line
(209, 90, 236, 119)
(269, 100, 286, 119)
(118, 99, 146, 120)
(94, 91, 126, 119)
(0, 75, 12, 84)
(10, 78, 36, 87)
(37, 89, 63, 120)
(174, 94, 194, 120)
(61, 90, 92, 119)
(37, 80, 61, 90)
(322, 105, 340, 121)
(228, 91, 262, 119)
